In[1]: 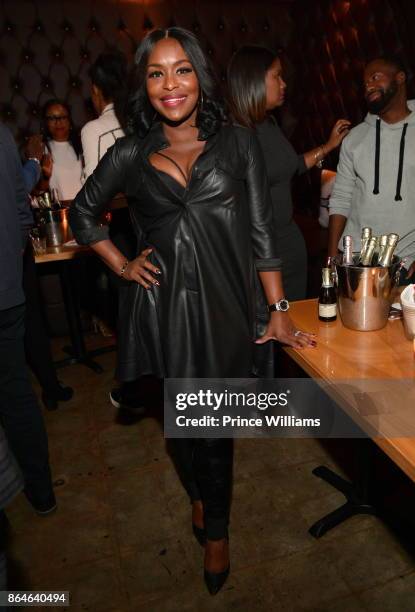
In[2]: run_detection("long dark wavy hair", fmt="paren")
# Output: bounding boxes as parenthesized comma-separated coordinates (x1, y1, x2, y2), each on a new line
(227, 45, 277, 129)
(41, 99, 82, 159)
(126, 27, 226, 139)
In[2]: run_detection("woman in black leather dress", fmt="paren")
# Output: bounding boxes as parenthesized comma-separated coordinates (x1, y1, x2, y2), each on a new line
(69, 28, 315, 594)
(228, 46, 350, 300)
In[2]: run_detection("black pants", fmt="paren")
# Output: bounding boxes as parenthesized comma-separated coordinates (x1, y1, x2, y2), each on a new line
(0, 303, 54, 503)
(23, 245, 60, 395)
(169, 438, 233, 540)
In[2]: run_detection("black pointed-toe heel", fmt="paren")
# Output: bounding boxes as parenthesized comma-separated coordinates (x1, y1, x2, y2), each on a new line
(204, 566, 230, 595)
(192, 524, 206, 546)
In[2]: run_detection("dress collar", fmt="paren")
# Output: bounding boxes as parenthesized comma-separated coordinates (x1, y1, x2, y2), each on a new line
(101, 103, 115, 116)
(139, 121, 218, 158)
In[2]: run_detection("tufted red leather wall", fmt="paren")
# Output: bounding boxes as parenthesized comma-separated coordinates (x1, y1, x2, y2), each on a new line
(0, 0, 413, 159)
(289, 0, 415, 164)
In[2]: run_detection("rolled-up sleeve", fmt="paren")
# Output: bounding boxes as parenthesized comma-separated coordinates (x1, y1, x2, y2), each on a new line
(329, 137, 356, 217)
(69, 140, 127, 245)
(245, 131, 282, 271)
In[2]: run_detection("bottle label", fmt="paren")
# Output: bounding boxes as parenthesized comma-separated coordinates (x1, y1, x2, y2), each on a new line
(319, 303, 337, 317)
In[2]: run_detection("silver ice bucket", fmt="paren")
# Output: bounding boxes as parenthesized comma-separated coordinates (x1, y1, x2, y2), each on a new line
(34, 207, 72, 247)
(334, 255, 401, 331)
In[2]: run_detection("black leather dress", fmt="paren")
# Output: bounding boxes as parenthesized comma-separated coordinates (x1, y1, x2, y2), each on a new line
(69, 122, 281, 381)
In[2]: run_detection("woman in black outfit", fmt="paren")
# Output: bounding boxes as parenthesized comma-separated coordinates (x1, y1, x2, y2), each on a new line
(69, 28, 315, 594)
(228, 46, 350, 300)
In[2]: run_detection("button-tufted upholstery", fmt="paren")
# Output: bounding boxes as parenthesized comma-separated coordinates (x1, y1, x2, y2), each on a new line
(1, 0, 413, 160)
(0, 0, 296, 143)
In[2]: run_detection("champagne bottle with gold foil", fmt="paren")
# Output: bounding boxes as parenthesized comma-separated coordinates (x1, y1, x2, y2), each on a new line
(378, 233, 399, 267)
(342, 235, 354, 266)
(376, 234, 388, 264)
(360, 236, 378, 266)
(359, 227, 372, 263)
(43, 191, 52, 209)
(319, 268, 337, 322)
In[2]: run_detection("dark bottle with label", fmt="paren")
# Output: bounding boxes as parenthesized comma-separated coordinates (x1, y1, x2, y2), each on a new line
(318, 267, 337, 322)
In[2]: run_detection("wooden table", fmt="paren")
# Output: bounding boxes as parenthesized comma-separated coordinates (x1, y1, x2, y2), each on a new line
(34, 243, 91, 265)
(35, 243, 115, 372)
(284, 298, 415, 537)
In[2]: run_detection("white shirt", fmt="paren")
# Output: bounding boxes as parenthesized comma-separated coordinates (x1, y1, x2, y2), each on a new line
(48, 140, 83, 201)
(81, 104, 125, 180)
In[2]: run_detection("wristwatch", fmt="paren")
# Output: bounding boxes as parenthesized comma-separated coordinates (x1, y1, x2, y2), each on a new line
(268, 299, 290, 312)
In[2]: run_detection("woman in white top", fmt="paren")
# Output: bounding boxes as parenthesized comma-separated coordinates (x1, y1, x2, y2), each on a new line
(38, 99, 83, 202)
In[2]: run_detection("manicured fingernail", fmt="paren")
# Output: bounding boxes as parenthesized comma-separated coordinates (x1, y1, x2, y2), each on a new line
(154, 280, 160, 286)
(156, 269, 161, 275)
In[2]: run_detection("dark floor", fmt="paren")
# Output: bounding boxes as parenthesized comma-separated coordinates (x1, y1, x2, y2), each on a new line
(4, 331, 415, 611)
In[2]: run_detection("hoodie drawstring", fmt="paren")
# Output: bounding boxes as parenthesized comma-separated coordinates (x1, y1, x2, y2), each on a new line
(373, 118, 381, 194)
(395, 122, 408, 201)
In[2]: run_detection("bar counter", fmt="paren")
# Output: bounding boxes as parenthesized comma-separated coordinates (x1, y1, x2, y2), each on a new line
(284, 298, 415, 537)
(285, 298, 415, 480)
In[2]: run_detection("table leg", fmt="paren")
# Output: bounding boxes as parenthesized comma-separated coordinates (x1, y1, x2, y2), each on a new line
(308, 439, 377, 539)
(55, 260, 114, 373)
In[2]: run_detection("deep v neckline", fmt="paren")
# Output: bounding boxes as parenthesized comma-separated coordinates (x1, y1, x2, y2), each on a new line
(153, 151, 188, 187)
(149, 142, 207, 190)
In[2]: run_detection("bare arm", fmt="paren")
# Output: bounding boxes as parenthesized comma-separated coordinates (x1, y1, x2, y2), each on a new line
(327, 214, 347, 258)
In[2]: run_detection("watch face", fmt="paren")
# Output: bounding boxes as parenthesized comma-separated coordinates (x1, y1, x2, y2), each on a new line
(279, 299, 289, 311)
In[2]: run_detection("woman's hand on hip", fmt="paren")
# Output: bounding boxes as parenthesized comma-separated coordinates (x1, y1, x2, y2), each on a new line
(255, 312, 317, 349)
(122, 247, 161, 289)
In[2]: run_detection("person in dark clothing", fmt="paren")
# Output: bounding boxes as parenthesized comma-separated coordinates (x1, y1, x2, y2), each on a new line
(21, 136, 73, 410)
(70, 28, 315, 594)
(0, 424, 23, 590)
(227, 46, 350, 300)
(0, 123, 56, 514)
(82, 51, 140, 411)
(22, 245, 73, 410)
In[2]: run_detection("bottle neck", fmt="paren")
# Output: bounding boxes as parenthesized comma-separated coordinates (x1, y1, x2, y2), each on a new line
(321, 268, 333, 288)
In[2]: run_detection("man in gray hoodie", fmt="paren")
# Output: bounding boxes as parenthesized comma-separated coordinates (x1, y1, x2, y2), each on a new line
(328, 56, 415, 278)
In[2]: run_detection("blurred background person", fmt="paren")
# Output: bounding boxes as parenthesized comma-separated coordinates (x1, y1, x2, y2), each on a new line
(0, 425, 23, 590)
(81, 50, 127, 179)
(328, 56, 415, 282)
(0, 122, 56, 515)
(227, 46, 350, 301)
(82, 51, 141, 412)
(22, 135, 74, 411)
(36, 99, 83, 202)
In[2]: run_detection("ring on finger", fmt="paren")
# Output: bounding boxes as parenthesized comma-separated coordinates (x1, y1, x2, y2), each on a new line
(294, 330, 302, 337)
